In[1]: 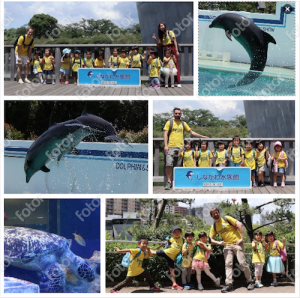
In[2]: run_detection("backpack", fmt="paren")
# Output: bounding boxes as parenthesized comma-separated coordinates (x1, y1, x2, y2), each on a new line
(121, 248, 144, 268)
(72, 57, 82, 67)
(270, 240, 287, 262)
(213, 216, 235, 234)
(192, 240, 211, 260)
(166, 30, 181, 53)
(14, 34, 34, 52)
(196, 149, 211, 165)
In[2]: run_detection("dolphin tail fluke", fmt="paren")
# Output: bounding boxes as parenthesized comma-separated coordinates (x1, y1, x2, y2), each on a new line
(105, 135, 133, 148)
(228, 70, 263, 88)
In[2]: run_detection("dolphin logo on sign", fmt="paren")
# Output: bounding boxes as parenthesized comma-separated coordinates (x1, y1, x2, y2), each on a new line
(186, 171, 194, 181)
(87, 71, 94, 79)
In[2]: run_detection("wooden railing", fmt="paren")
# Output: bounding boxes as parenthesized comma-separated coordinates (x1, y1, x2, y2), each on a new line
(4, 43, 193, 83)
(153, 138, 295, 183)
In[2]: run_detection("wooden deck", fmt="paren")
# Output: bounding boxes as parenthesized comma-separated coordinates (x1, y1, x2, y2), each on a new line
(4, 81, 193, 96)
(153, 184, 295, 194)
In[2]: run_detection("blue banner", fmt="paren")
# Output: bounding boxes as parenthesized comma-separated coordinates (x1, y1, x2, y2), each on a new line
(173, 167, 251, 188)
(78, 68, 140, 86)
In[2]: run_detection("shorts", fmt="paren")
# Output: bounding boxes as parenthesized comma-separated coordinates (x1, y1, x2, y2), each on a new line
(43, 70, 53, 75)
(60, 68, 70, 75)
(16, 55, 29, 65)
(165, 147, 182, 167)
(33, 68, 42, 75)
(257, 165, 266, 172)
(72, 71, 78, 78)
(251, 169, 256, 176)
(230, 161, 241, 167)
(272, 167, 285, 174)
(156, 250, 175, 269)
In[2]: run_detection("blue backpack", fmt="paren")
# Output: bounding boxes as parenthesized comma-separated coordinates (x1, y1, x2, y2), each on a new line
(121, 248, 144, 268)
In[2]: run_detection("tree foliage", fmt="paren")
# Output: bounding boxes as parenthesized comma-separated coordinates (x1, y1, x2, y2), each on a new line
(28, 14, 58, 39)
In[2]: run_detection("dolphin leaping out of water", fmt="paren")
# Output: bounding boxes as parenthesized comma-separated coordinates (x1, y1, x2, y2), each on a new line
(24, 106, 131, 183)
(209, 13, 276, 87)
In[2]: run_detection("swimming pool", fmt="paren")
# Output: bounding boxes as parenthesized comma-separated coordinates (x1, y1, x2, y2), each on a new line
(199, 65, 295, 96)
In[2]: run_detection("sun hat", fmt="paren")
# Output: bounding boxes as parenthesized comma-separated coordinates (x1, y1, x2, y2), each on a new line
(274, 141, 282, 147)
(172, 226, 182, 233)
(62, 48, 71, 59)
(217, 140, 225, 145)
(74, 49, 81, 54)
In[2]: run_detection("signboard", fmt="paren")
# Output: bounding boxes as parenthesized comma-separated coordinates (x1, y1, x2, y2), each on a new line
(173, 167, 251, 189)
(78, 68, 140, 87)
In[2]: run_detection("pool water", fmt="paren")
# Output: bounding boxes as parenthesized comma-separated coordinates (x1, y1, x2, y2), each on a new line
(199, 66, 295, 96)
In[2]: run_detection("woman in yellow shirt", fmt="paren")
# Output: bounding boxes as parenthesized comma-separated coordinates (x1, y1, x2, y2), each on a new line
(265, 231, 286, 286)
(152, 21, 181, 87)
(192, 232, 220, 290)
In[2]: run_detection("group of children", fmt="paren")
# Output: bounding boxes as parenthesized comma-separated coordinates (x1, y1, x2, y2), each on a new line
(31, 46, 177, 87)
(179, 136, 288, 187)
(111, 226, 287, 292)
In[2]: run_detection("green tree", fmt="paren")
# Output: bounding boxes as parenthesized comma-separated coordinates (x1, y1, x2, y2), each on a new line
(28, 14, 58, 38)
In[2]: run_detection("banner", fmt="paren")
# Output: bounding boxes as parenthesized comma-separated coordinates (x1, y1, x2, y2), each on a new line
(78, 68, 140, 87)
(173, 167, 251, 189)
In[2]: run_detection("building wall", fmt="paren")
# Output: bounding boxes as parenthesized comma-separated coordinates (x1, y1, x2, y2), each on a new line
(106, 199, 141, 216)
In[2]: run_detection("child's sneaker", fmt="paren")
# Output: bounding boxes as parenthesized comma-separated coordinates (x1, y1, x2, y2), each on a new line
(65, 81, 69, 85)
(253, 182, 257, 187)
(273, 182, 277, 187)
(60, 79, 64, 84)
(198, 284, 204, 290)
(254, 282, 260, 288)
(43, 80, 47, 85)
(52, 80, 55, 85)
(110, 289, 119, 293)
(187, 283, 194, 288)
(260, 182, 265, 187)
(183, 284, 190, 290)
(171, 84, 174, 88)
(215, 277, 221, 287)
(258, 282, 264, 288)
(149, 285, 160, 290)
(165, 85, 168, 88)
(171, 284, 183, 290)
(281, 182, 285, 188)
(153, 85, 160, 89)
(271, 281, 278, 286)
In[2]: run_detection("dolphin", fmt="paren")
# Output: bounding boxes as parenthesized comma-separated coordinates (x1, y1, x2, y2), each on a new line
(186, 171, 194, 181)
(87, 71, 93, 78)
(24, 106, 131, 183)
(209, 13, 276, 87)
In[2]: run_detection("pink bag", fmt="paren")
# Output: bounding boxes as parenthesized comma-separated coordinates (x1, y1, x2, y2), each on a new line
(275, 240, 287, 262)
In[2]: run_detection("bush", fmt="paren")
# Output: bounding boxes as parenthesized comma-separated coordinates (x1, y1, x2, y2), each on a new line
(4, 123, 25, 140)
(117, 126, 148, 144)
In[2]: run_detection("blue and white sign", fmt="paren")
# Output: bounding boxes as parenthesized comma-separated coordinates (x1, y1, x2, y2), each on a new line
(78, 68, 140, 87)
(173, 167, 251, 189)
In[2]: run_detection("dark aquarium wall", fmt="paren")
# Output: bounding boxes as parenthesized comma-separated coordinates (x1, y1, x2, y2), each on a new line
(243, 100, 295, 138)
(136, 2, 193, 44)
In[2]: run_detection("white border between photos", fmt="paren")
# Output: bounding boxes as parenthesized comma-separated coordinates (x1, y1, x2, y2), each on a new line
(0, 0, 299, 297)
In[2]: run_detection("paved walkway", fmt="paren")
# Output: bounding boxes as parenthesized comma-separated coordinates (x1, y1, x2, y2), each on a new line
(106, 281, 295, 293)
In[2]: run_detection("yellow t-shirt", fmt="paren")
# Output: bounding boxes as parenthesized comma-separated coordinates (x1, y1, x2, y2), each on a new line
(84, 58, 94, 68)
(164, 237, 184, 260)
(193, 243, 211, 262)
(215, 149, 227, 166)
(163, 120, 191, 148)
(159, 30, 175, 46)
(31, 59, 42, 72)
(61, 56, 70, 70)
(269, 240, 283, 257)
(181, 242, 195, 268)
(273, 151, 287, 168)
(149, 58, 161, 77)
(109, 56, 118, 68)
(15, 34, 35, 56)
(131, 53, 143, 68)
(119, 57, 129, 68)
(252, 241, 265, 263)
(43, 56, 54, 71)
(179, 149, 195, 167)
(196, 150, 212, 167)
(230, 146, 244, 164)
(210, 216, 241, 245)
(72, 57, 84, 72)
(256, 149, 267, 167)
(127, 248, 149, 277)
(163, 57, 176, 68)
(94, 58, 105, 68)
(244, 150, 256, 170)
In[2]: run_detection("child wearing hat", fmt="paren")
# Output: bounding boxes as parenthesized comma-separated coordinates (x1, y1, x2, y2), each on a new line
(147, 50, 161, 89)
(72, 49, 84, 84)
(271, 141, 287, 188)
(151, 226, 184, 290)
(129, 46, 145, 68)
(60, 48, 71, 84)
(212, 140, 228, 167)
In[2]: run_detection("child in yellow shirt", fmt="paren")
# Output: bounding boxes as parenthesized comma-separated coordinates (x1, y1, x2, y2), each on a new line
(255, 140, 269, 187)
(83, 50, 94, 68)
(195, 140, 212, 167)
(244, 140, 257, 187)
(71, 50, 84, 84)
(109, 48, 119, 68)
(147, 50, 161, 89)
(211, 140, 228, 167)
(271, 141, 288, 188)
(31, 50, 43, 83)
(118, 48, 129, 68)
(110, 238, 159, 293)
(179, 140, 195, 167)
(227, 135, 245, 167)
(252, 230, 268, 288)
(162, 48, 177, 88)
(60, 48, 71, 84)
(192, 232, 220, 290)
(129, 45, 145, 68)
(94, 51, 105, 68)
(181, 231, 195, 290)
(42, 48, 55, 85)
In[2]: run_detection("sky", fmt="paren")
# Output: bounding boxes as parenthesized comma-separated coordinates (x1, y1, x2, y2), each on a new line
(153, 100, 245, 121)
(4, 1, 139, 29)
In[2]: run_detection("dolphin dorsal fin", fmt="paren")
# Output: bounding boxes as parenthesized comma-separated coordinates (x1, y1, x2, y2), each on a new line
(81, 104, 88, 116)
(262, 30, 276, 45)
(49, 111, 57, 128)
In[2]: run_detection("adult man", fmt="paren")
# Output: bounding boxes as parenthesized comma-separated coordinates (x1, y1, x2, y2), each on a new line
(163, 107, 208, 190)
(15, 27, 35, 84)
(209, 207, 255, 293)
